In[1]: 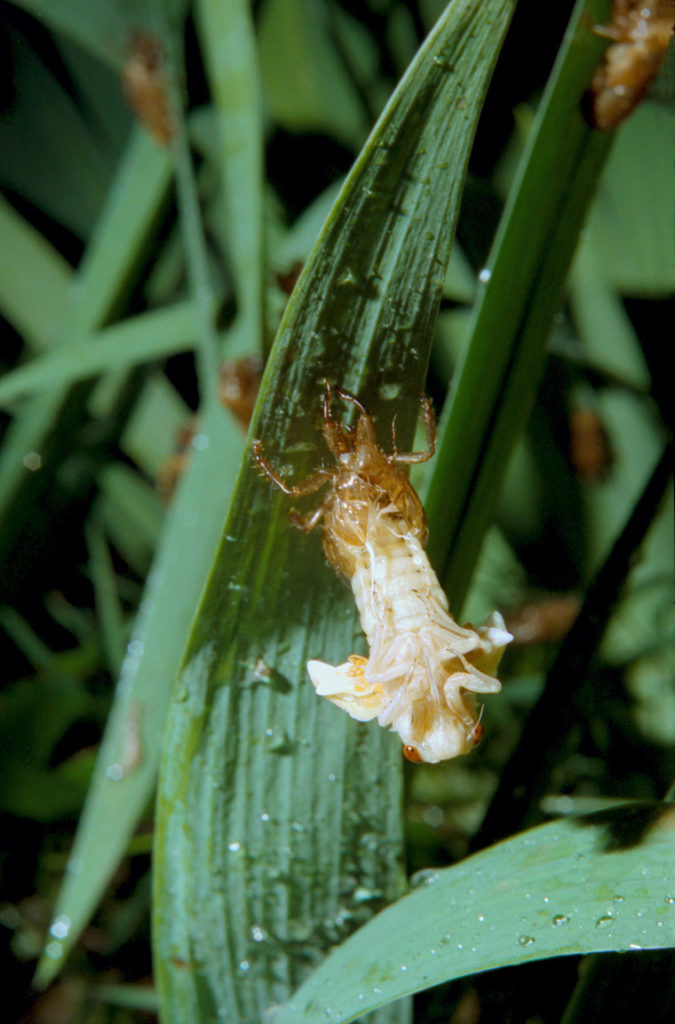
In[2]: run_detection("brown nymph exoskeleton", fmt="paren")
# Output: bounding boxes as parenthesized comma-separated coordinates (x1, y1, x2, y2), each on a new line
(121, 31, 173, 145)
(252, 383, 511, 764)
(218, 355, 262, 431)
(587, 0, 675, 130)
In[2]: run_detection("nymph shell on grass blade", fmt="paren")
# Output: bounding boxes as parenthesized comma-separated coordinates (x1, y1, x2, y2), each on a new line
(253, 383, 511, 764)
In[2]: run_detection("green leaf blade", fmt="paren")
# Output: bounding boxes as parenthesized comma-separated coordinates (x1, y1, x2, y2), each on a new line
(276, 803, 675, 1023)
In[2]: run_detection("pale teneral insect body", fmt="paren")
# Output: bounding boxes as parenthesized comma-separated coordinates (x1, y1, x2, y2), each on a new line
(252, 384, 511, 764)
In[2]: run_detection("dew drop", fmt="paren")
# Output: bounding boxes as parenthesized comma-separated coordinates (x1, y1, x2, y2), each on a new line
(629, 943, 642, 950)
(45, 941, 64, 960)
(228, 841, 241, 852)
(410, 869, 440, 889)
(239, 960, 250, 972)
(596, 914, 613, 927)
(50, 915, 71, 939)
(251, 925, 266, 943)
(378, 382, 401, 401)
(22, 451, 42, 471)
(664, 896, 675, 905)
(353, 886, 377, 904)
(613, 894, 625, 903)
(338, 268, 358, 287)
(192, 432, 209, 451)
(518, 935, 535, 946)
(478, 267, 492, 283)
(552, 915, 570, 927)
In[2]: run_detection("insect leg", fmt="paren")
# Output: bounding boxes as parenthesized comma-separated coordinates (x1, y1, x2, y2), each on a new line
(288, 489, 335, 532)
(388, 395, 436, 464)
(332, 383, 368, 417)
(251, 439, 333, 496)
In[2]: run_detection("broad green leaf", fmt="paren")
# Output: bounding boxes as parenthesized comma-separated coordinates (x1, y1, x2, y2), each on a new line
(275, 803, 675, 1024)
(153, 3, 516, 1023)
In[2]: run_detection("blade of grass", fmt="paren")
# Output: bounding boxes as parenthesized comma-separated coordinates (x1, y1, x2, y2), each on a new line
(195, 0, 265, 353)
(578, 102, 675, 297)
(8, 0, 154, 70)
(0, 126, 171, 512)
(0, 301, 198, 407)
(119, 374, 192, 480)
(275, 802, 675, 1024)
(0, 194, 71, 350)
(85, 519, 128, 678)
(34, 396, 245, 989)
(0, 128, 172, 606)
(423, 0, 616, 613)
(152, 4, 516, 1023)
(0, 35, 114, 237)
(257, 0, 370, 148)
(34, 0, 258, 983)
(475, 441, 674, 848)
(97, 464, 164, 574)
(156, 5, 223, 390)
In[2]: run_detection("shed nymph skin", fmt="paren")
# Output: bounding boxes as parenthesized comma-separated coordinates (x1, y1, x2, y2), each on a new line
(252, 383, 511, 764)
(587, 0, 675, 130)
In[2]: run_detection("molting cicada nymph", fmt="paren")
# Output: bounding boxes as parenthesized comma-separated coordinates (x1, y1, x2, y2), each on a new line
(252, 383, 511, 764)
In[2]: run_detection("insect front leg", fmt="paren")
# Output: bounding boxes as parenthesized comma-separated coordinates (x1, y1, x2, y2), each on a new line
(251, 438, 333, 497)
(332, 383, 368, 417)
(388, 394, 436, 465)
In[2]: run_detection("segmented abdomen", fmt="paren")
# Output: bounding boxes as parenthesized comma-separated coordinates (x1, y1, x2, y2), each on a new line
(347, 509, 449, 644)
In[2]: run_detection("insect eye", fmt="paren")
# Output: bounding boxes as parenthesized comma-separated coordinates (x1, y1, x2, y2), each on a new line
(471, 722, 484, 745)
(403, 745, 424, 763)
